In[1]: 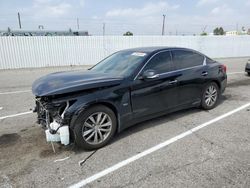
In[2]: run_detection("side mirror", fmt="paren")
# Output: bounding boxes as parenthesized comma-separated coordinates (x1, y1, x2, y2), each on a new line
(141, 69, 159, 80)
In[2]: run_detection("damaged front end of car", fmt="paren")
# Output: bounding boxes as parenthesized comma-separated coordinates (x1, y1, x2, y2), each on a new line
(34, 96, 73, 145)
(32, 70, 123, 147)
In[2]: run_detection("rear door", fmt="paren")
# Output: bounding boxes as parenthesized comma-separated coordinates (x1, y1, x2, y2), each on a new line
(171, 49, 208, 106)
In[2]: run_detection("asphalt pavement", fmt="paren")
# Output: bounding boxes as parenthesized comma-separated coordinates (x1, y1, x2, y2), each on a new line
(0, 57, 250, 188)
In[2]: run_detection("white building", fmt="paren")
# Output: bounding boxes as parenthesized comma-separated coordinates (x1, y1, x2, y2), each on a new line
(226, 30, 248, 36)
(225, 30, 239, 36)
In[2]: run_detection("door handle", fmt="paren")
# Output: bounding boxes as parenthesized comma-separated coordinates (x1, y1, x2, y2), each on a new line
(169, 80, 178, 85)
(201, 71, 208, 76)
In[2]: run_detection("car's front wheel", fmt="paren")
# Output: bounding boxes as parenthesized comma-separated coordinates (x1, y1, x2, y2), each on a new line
(73, 105, 117, 150)
(201, 82, 219, 110)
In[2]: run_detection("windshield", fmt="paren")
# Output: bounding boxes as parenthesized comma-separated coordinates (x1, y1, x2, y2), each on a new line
(90, 51, 148, 77)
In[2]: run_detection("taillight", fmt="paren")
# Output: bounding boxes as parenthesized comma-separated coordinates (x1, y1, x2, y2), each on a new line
(221, 64, 227, 73)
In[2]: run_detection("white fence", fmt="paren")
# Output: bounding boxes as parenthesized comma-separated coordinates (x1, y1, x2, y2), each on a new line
(0, 35, 250, 69)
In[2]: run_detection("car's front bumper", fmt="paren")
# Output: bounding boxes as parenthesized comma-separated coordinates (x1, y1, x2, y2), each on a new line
(34, 99, 70, 145)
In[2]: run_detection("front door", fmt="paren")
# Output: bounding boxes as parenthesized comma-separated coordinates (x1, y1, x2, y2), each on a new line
(130, 50, 180, 119)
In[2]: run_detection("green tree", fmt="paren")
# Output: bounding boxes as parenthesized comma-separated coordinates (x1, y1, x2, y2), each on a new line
(200, 32, 208, 36)
(213, 27, 225, 35)
(123, 31, 133, 36)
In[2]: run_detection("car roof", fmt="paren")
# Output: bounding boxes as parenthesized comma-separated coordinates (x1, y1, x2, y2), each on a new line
(121, 46, 194, 53)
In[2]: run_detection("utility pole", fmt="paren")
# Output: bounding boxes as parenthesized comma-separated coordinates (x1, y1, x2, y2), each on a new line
(17, 12, 22, 29)
(103, 23, 106, 36)
(77, 18, 79, 30)
(162, 14, 166, 35)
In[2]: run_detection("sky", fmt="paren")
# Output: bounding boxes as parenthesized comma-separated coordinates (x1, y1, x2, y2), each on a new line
(0, 0, 249, 35)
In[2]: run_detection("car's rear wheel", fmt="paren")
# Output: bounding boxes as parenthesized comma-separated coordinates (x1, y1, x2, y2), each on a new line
(248, 72, 250, 76)
(201, 82, 219, 110)
(73, 105, 117, 150)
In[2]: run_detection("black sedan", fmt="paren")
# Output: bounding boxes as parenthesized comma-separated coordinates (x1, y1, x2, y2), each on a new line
(32, 47, 227, 150)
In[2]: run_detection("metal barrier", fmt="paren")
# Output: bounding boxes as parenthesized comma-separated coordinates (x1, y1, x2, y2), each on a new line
(0, 35, 250, 69)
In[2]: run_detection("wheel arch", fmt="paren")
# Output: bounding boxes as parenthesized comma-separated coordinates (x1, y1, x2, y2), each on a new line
(70, 101, 120, 134)
(211, 79, 221, 89)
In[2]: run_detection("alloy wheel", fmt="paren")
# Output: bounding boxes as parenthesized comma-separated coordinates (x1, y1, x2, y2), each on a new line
(82, 112, 112, 145)
(204, 85, 218, 107)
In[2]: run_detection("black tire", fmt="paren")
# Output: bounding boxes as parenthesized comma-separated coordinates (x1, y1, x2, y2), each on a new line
(73, 105, 117, 150)
(201, 82, 220, 110)
(248, 72, 250, 76)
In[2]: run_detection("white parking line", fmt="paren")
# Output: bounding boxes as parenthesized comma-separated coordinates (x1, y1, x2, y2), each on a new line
(0, 90, 31, 95)
(69, 102, 250, 188)
(54, 157, 70, 163)
(0, 111, 33, 120)
(227, 72, 244, 75)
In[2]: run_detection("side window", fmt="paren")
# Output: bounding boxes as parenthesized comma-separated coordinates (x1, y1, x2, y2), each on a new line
(172, 50, 204, 70)
(143, 51, 172, 74)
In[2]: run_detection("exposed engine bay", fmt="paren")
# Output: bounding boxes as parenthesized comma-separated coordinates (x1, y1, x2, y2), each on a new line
(34, 97, 70, 145)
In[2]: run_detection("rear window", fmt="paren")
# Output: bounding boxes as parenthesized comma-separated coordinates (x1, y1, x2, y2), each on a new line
(206, 57, 216, 64)
(172, 50, 204, 70)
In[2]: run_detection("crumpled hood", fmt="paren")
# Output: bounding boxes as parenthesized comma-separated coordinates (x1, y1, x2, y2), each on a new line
(32, 70, 123, 96)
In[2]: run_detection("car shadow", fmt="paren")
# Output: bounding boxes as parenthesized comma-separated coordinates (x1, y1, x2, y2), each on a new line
(112, 108, 200, 143)
(71, 107, 203, 153)
(72, 94, 229, 152)
(112, 94, 228, 145)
